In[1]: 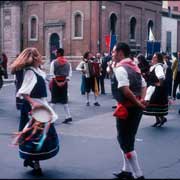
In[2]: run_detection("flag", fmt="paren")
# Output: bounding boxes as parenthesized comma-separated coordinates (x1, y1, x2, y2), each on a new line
(105, 35, 110, 53)
(110, 35, 117, 53)
(105, 34, 117, 54)
(148, 27, 155, 41)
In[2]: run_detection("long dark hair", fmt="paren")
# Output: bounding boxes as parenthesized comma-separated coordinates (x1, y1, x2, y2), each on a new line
(154, 52, 164, 64)
(83, 51, 90, 60)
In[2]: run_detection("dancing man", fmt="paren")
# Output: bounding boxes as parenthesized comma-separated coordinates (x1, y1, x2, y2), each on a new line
(112, 42, 146, 179)
(50, 48, 72, 124)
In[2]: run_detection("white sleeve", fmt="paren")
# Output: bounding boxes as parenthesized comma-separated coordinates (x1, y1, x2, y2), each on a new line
(76, 61, 84, 71)
(144, 85, 155, 101)
(141, 76, 147, 87)
(49, 60, 55, 77)
(66, 62, 72, 80)
(155, 65, 165, 79)
(114, 67, 129, 88)
(16, 70, 37, 97)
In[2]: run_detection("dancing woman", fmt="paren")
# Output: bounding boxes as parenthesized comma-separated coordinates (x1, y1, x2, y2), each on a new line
(10, 47, 59, 175)
(144, 53, 168, 127)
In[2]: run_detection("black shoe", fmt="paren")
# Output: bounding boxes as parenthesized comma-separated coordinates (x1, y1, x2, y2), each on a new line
(157, 118, 167, 127)
(136, 176, 145, 180)
(94, 102, 100, 106)
(101, 92, 106, 95)
(151, 121, 161, 127)
(113, 171, 134, 179)
(32, 168, 43, 176)
(112, 105, 117, 109)
(86, 102, 90, 106)
(62, 117, 72, 124)
(23, 159, 35, 169)
(179, 109, 180, 114)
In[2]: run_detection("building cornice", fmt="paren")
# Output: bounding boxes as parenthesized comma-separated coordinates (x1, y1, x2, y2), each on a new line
(44, 20, 65, 27)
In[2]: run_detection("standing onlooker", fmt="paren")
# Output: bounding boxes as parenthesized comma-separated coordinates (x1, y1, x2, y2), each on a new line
(106, 58, 118, 108)
(1, 52, 8, 79)
(76, 51, 100, 106)
(103, 52, 112, 79)
(50, 48, 72, 124)
(112, 42, 146, 179)
(95, 52, 105, 94)
(172, 51, 180, 100)
(144, 53, 168, 127)
(163, 54, 173, 98)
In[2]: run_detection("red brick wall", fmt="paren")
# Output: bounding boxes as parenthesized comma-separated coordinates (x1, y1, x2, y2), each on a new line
(22, 1, 162, 57)
(168, 1, 180, 12)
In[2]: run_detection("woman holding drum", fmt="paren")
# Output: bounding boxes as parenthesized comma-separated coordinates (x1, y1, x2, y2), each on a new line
(10, 47, 59, 175)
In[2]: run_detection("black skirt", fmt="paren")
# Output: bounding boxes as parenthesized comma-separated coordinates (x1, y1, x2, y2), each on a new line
(51, 79, 68, 104)
(19, 100, 59, 161)
(143, 86, 168, 116)
(19, 124, 59, 161)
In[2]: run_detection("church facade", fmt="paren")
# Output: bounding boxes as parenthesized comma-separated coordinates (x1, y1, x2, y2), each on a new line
(0, 1, 162, 68)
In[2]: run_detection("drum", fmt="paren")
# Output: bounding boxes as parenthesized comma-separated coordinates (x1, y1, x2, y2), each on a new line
(12, 106, 53, 147)
(31, 105, 53, 123)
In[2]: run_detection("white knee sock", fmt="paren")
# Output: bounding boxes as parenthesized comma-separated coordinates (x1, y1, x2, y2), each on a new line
(121, 150, 132, 172)
(125, 150, 143, 178)
(63, 104, 71, 119)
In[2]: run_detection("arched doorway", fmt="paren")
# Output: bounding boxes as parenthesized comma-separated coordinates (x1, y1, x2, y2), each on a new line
(147, 20, 154, 40)
(49, 33, 60, 61)
(110, 13, 117, 35)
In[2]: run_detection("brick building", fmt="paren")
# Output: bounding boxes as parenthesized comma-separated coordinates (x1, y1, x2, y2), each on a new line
(0, 1, 162, 69)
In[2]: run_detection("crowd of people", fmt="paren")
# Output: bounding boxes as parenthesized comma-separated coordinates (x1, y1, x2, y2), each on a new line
(0, 52, 8, 89)
(0, 43, 179, 178)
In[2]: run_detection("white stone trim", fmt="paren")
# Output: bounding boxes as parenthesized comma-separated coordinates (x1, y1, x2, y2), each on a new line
(72, 10, 84, 40)
(28, 14, 38, 41)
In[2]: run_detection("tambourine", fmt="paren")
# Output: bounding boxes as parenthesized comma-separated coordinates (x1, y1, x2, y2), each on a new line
(12, 106, 53, 150)
(31, 105, 53, 123)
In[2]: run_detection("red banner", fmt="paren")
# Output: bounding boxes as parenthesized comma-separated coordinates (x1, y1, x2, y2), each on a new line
(105, 35, 110, 53)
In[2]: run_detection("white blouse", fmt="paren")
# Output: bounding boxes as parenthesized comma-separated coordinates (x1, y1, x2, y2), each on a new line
(17, 66, 58, 122)
(149, 63, 165, 80)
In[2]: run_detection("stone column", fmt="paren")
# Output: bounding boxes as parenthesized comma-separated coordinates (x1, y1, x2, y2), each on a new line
(1, 2, 21, 63)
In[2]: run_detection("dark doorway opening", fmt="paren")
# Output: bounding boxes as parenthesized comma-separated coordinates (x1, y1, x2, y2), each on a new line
(50, 33, 60, 61)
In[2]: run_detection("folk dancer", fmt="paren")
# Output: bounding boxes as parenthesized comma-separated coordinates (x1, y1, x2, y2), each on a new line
(50, 48, 72, 124)
(143, 53, 168, 127)
(10, 47, 59, 175)
(112, 42, 146, 179)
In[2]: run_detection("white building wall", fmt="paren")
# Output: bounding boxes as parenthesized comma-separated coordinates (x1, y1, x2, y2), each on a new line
(161, 16, 177, 53)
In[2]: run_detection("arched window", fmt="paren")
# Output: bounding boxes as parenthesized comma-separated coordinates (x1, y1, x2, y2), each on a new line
(130, 17, 136, 40)
(148, 20, 154, 39)
(75, 14, 81, 37)
(110, 13, 117, 35)
(29, 15, 38, 41)
(72, 11, 84, 39)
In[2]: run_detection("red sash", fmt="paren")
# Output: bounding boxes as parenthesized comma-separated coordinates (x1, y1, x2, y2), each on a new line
(54, 76, 66, 81)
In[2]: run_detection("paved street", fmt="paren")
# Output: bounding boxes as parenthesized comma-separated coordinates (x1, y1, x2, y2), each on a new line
(0, 71, 180, 179)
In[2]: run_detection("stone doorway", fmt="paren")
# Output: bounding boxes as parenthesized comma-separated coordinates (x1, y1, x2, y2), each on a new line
(49, 33, 60, 61)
